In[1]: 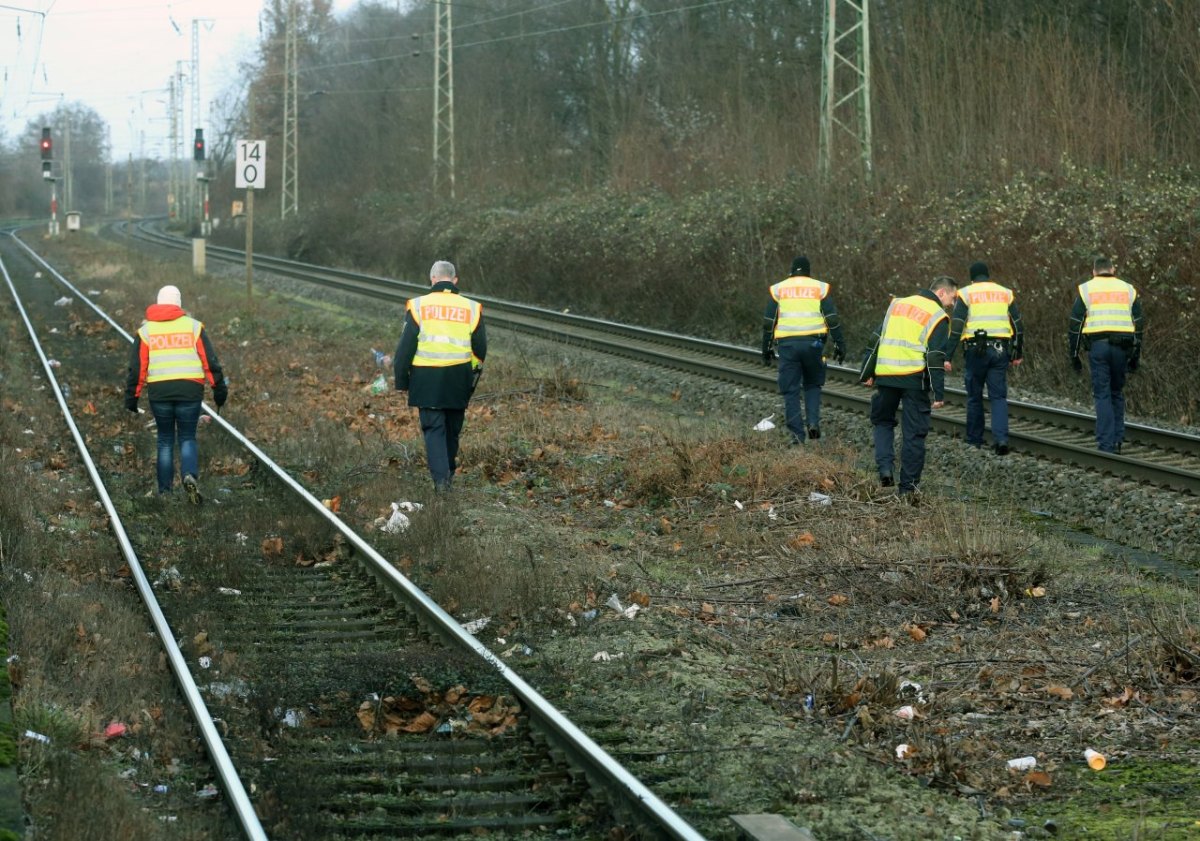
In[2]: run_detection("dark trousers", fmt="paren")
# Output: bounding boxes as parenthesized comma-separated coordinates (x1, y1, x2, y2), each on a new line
(777, 338, 827, 442)
(870, 385, 932, 493)
(419, 407, 466, 488)
(149, 399, 202, 493)
(1088, 339, 1128, 452)
(963, 345, 1010, 446)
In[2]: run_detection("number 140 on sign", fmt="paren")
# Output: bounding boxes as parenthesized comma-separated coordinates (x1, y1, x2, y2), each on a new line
(236, 140, 266, 189)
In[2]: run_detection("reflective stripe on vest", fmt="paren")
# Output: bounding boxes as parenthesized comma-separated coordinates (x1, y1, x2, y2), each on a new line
(408, 291, 481, 367)
(770, 276, 829, 338)
(876, 294, 947, 376)
(959, 281, 1013, 338)
(1079, 276, 1136, 334)
(139, 317, 204, 382)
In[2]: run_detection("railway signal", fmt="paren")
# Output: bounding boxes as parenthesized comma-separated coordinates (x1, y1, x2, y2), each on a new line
(40, 127, 52, 160)
(194, 128, 205, 161)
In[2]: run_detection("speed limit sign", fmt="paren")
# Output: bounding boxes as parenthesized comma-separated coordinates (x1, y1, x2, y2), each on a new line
(235, 139, 266, 189)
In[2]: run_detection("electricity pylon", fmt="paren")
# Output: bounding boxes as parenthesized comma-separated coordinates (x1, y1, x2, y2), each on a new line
(432, 0, 455, 199)
(818, 0, 872, 181)
(282, 0, 299, 218)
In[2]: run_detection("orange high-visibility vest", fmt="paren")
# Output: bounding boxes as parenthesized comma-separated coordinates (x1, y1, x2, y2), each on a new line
(1079, 276, 1136, 334)
(958, 281, 1014, 338)
(139, 316, 204, 382)
(407, 291, 482, 367)
(770, 275, 829, 338)
(876, 295, 947, 376)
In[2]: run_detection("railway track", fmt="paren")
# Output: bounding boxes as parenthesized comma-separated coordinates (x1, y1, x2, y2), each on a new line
(121, 221, 1200, 495)
(2, 228, 709, 840)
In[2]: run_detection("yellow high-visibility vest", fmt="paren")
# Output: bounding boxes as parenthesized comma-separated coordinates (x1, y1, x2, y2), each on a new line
(770, 275, 829, 338)
(408, 291, 482, 367)
(139, 316, 204, 382)
(1079, 276, 1136, 334)
(959, 281, 1014, 338)
(876, 294, 947, 376)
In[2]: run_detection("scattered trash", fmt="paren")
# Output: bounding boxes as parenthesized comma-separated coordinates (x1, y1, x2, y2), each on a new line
(753, 415, 776, 432)
(1084, 748, 1106, 771)
(592, 651, 624, 662)
(205, 679, 250, 700)
(394, 501, 423, 512)
(196, 784, 220, 799)
(47, 359, 61, 368)
(370, 347, 392, 368)
(22, 730, 51, 744)
(198, 656, 212, 669)
(895, 743, 915, 760)
(462, 617, 490, 634)
(61, 383, 71, 399)
(500, 643, 533, 658)
(733, 500, 744, 510)
(379, 502, 411, 534)
(1006, 755, 1038, 771)
(234, 532, 248, 545)
(580, 609, 598, 622)
(217, 587, 241, 596)
(367, 373, 387, 394)
(154, 566, 182, 589)
(88, 289, 101, 296)
(104, 722, 128, 740)
(280, 709, 304, 728)
(321, 496, 341, 513)
(767, 506, 778, 521)
(53, 296, 72, 306)
(154, 784, 169, 794)
(804, 694, 815, 711)
(807, 491, 832, 506)
(603, 593, 641, 619)
(893, 705, 916, 720)
(1025, 586, 1047, 598)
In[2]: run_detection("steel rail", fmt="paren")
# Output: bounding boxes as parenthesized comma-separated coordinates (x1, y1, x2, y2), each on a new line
(119, 223, 1200, 493)
(19, 228, 709, 841)
(1, 235, 269, 841)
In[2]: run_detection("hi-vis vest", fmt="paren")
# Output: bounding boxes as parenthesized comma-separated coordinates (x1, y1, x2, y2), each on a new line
(958, 281, 1014, 338)
(770, 275, 829, 338)
(1079, 276, 1136, 334)
(408, 291, 482, 367)
(139, 316, 205, 382)
(876, 294, 947, 376)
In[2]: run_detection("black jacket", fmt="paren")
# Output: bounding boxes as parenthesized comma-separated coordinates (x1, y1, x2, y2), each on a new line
(393, 281, 488, 409)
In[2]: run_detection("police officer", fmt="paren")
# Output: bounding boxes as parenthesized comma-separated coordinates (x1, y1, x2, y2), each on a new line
(761, 255, 847, 443)
(124, 285, 227, 503)
(944, 261, 1024, 455)
(394, 261, 488, 491)
(1068, 256, 1143, 453)
(859, 276, 957, 495)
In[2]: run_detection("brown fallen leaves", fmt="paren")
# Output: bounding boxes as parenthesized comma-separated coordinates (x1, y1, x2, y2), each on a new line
(355, 676, 521, 738)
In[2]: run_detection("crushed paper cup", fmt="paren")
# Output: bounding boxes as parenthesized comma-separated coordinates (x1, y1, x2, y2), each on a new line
(895, 743, 915, 760)
(893, 705, 916, 720)
(753, 415, 776, 432)
(1006, 755, 1037, 771)
(1084, 748, 1106, 771)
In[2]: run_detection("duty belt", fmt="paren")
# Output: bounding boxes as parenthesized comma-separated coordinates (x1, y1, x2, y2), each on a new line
(966, 338, 1009, 353)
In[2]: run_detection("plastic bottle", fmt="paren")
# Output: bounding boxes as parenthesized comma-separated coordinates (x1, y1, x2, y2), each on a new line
(1006, 755, 1037, 771)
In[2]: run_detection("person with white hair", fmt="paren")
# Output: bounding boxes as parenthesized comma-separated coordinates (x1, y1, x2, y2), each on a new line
(393, 261, 487, 491)
(124, 285, 227, 503)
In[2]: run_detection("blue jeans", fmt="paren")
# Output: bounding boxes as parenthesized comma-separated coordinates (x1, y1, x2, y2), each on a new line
(149, 400, 202, 493)
(418, 408, 466, 489)
(1088, 339, 1128, 452)
(777, 338, 827, 441)
(963, 344, 1010, 445)
(870, 385, 932, 493)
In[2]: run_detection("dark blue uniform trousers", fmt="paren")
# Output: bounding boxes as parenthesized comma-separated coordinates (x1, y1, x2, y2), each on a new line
(963, 345, 1010, 446)
(1088, 339, 1128, 452)
(870, 385, 932, 493)
(777, 338, 827, 442)
(419, 407, 466, 489)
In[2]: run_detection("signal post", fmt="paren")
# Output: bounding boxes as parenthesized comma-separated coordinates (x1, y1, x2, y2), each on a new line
(40, 127, 59, 236)
(193, 129, 208, 275)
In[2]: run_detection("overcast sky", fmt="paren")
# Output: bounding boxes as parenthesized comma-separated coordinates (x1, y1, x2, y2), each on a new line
(1, 0, 358, 159)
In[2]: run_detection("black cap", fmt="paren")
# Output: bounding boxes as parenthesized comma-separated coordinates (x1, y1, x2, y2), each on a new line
(969, 261, 989, 281)
(790, 256, 810, 275)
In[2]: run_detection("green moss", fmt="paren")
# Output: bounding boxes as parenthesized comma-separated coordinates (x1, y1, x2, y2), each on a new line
(1022, 760, 1200, 839)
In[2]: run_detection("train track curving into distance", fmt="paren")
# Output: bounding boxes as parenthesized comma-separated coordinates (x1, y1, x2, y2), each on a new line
(119, 221, 1200, 496)
(2, 227, 709, 841)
